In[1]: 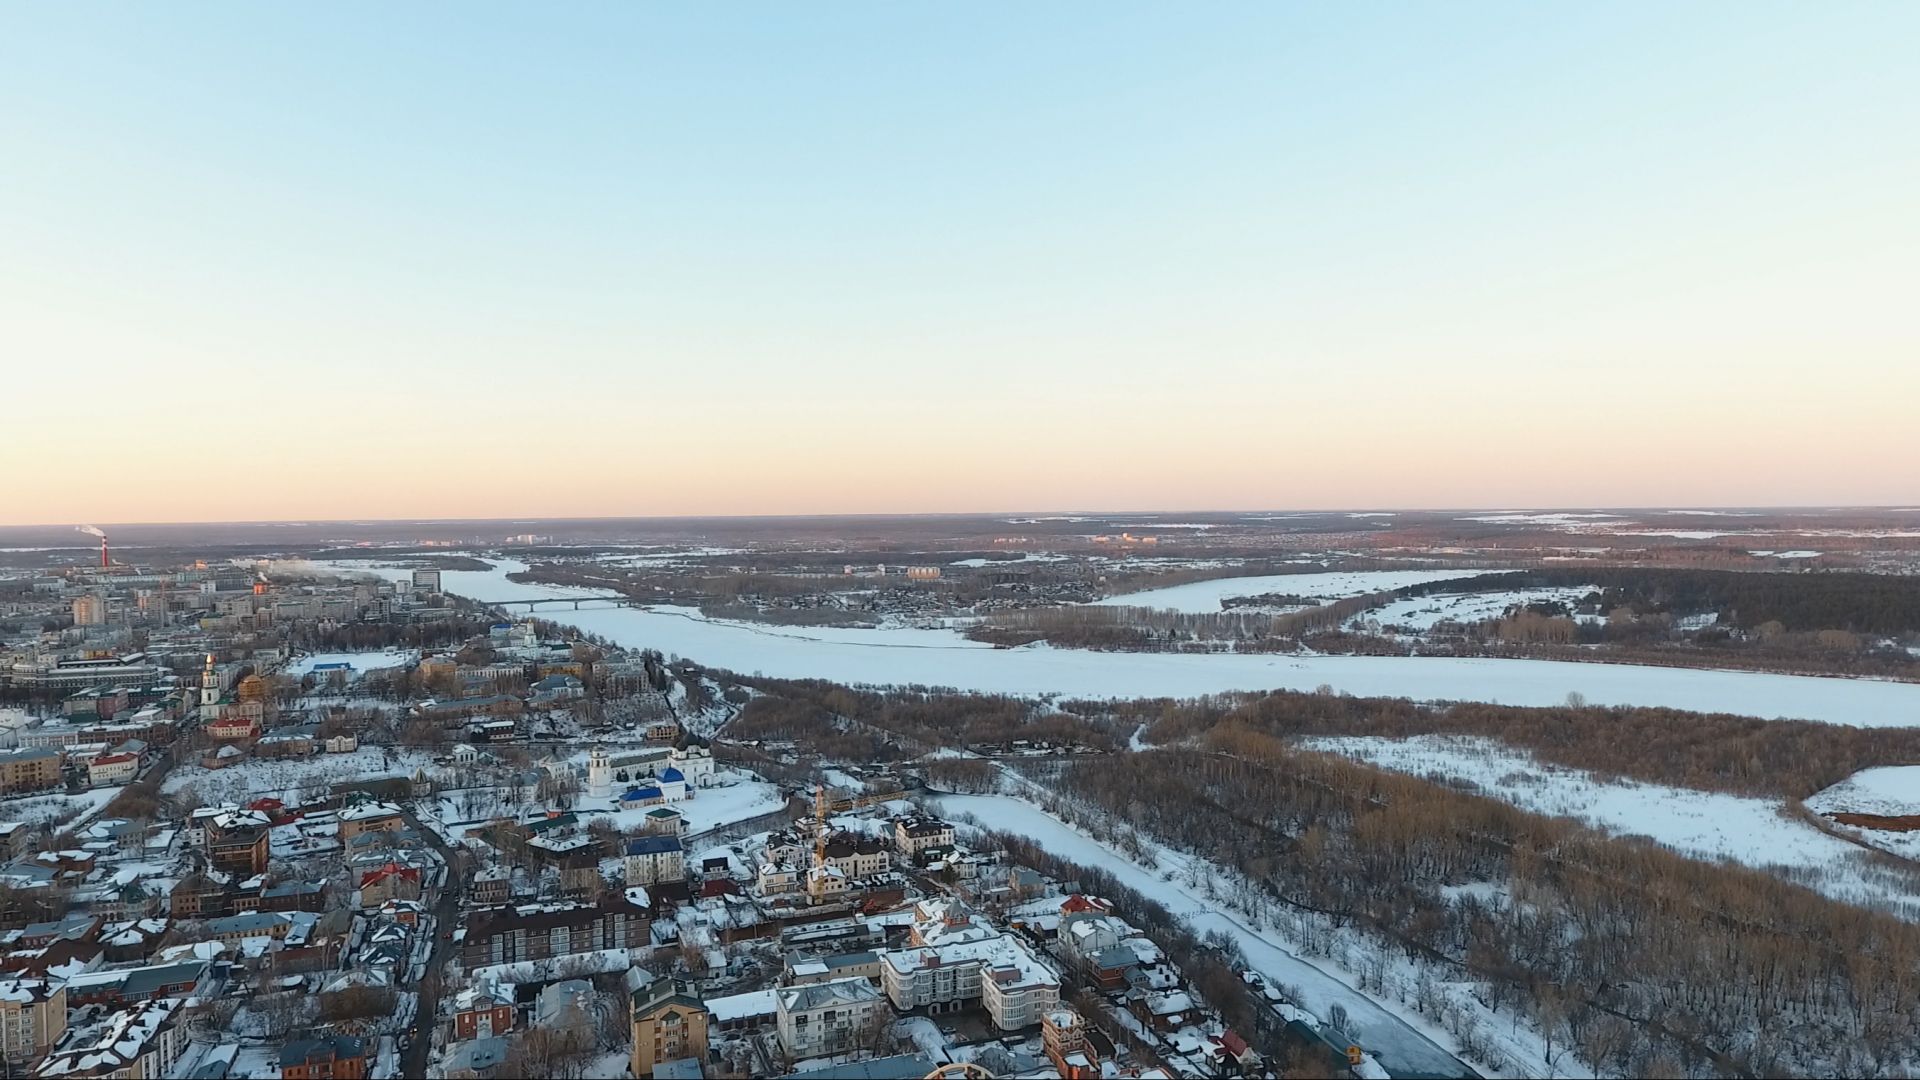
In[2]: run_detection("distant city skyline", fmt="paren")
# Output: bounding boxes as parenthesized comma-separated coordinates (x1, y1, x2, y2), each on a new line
(4, 3, 1917, 524)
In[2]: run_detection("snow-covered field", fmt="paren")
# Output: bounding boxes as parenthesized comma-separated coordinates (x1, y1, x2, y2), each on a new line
(1808, 767, 1920, 861)
(928, 792, 1475, 1078)
(1355, 587, 1596, 631)
(1308, 735, 1920, 919)
(372, 560, 1920, 726)
(286, 648, 418, 677)
(1092, 569, 1482, 613)
(582, 777, 786, 837)
(0, 787, 123, 828)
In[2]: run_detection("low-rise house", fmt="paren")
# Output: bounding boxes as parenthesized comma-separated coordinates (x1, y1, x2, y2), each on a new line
(452, 984, 517, 1040)
(85, 752, 139, 788)
(280, 1033, 368, 1080)
(358, 863, 423, 906)
(443, 1036, 510, 1079)
(337, 802, 405, 843)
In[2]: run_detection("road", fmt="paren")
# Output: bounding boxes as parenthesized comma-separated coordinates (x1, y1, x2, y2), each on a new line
(401, 808, 463, 1079)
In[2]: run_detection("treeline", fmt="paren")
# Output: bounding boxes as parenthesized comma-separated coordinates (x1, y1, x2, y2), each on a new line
(1063, 731, 1920, 1077)
(725, 678, 1126, 761)
(968, 593, 1397, 652)
(283, 614, 493, 653)
(1397, 568, 1920, 635)
(1128, 689, 1920, 800)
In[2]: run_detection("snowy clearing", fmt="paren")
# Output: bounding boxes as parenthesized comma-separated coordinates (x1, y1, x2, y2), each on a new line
(1092, 569, 1482, 613)
(286, 648, 418, 677)
(163, 747, 436, 802)
(1355, 587, 1596, 631)
(0, 787, 123, 829)
(1807, 767, 1920, 861)
(1307, 735, 1920, 920)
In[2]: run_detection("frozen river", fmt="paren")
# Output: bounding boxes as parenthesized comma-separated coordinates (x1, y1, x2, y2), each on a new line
(377, 560, 1920, 726)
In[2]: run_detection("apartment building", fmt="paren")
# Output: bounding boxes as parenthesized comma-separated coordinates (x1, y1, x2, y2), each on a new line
(0, 978, 66, 1066)
(776, 976, 886, 1060)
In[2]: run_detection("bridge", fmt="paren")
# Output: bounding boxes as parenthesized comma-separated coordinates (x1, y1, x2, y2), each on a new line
(466, 595, 631, 611)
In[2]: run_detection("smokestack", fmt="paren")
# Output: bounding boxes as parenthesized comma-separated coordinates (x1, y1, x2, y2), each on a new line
(101, 537, 109, 569)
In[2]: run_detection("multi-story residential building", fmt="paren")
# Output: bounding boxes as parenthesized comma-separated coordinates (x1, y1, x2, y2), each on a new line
(0, 978, 66, 1066)
(33, 998, 184, 1078)
(623, 835, 686, 887)
(1043, 1006, 1100, 1080)
(880, 933, 1060, 1030)
(204, 811, 271, 876)
(775, 976, 886, 1060)
(821, 833, 889, 879)
(0, 749, 62, 794)
(894, 816, 956, 858)
(630, 978, 709, 1079)
(71, 594, 109, 627)
(459, 896, 651, 968)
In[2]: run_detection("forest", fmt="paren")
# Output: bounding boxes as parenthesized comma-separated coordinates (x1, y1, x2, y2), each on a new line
(1395, 568, 1920, 635)
(1082, 689, 1920, 801)
(1053, 729, 1920, 1077)
(724, 677, 1127, 760)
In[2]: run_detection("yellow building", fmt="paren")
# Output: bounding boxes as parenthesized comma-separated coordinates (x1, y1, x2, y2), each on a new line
(631, 978, 709, 1078)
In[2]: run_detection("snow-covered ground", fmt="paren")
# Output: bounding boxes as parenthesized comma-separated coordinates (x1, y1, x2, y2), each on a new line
(1093, 569, 1482, 613)
(1309, 735, 1920, 919)
(1355, 587, 1597, 631)
(583, 776, 786, 837)
(927, 792, 1475, 1079)
(163, 747, 436, 802)
(1807, 766, 1920, 861)
(367, 560, 1920, 726)
(0, 787, 123, 829)
(286, 648, 419, 677)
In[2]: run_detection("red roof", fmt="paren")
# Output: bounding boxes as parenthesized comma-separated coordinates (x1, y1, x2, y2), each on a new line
(90, 753, 138, 767)
(359, 863, 423, 888)
(1060, 894, 1112, 915)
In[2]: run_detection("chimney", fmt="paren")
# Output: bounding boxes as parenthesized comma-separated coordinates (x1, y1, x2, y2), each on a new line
(100, 537, 109, 569)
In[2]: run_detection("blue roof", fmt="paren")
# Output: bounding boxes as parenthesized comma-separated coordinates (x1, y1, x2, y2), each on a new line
(626, 836, 683, 856)
(620, 785, 663, 801)
(660, 767, 684, 782)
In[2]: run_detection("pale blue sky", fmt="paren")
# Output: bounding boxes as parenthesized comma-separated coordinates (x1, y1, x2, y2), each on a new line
(3, 4, 1916, 522)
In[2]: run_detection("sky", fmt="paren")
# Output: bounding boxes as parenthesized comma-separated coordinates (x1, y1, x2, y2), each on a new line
(3, 4, 1917, 524)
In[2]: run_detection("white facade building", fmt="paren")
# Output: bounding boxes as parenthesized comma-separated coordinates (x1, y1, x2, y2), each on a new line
(775, 976, 885, 1060)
